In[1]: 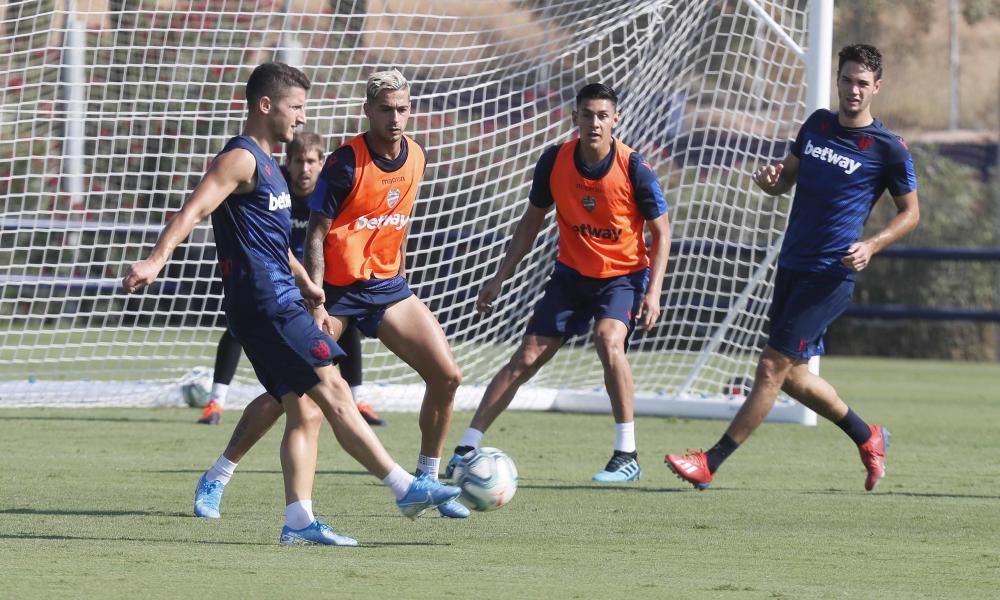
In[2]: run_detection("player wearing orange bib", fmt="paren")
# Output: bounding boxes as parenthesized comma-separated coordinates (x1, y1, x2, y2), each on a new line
(306, 69, 468, 518)
(445, 83, 672, 482)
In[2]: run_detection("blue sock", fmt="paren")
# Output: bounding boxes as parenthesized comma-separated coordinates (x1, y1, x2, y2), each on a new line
(705, 434, 739, 473)
(836, 408, 872, 445)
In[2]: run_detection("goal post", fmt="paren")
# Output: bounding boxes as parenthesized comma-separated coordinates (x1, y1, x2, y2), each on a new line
(0, 0, 829, 425)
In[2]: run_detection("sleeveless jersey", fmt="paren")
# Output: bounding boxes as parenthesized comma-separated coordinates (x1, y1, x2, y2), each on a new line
(210, 135, 302, 315)
(545, 138, 658, 278)
(312, 133, 426, 286)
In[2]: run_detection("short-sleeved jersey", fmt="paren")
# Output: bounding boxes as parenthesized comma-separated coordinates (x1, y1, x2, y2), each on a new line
(210, 135, 302, 316)
(782, 109, 917, 278)
(279, 165, 311, 261)
(309, 134, 427, 286)
(529, 138, 668, 279)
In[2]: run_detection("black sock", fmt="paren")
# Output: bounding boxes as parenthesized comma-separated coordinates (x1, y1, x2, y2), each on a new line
(835, 408, 872, 445)
(613, 450, 638, 459)
(454, 445, 475, 457)
(705, 434, 740, 473)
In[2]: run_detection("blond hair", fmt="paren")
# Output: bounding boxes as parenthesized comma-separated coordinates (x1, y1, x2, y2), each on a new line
(366, 69, 409, 102)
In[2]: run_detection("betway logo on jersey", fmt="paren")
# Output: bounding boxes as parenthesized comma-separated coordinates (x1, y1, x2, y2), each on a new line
(572, 223, 621, 241)
(268, 191, 292, 211)
(354, 213, 410, 231)
(803, 139, 862, 174)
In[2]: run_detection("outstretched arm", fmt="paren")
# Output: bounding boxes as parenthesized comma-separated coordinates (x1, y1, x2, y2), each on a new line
(751, 153, 800, 196)
(476, 203, 548, 314)
(122, 149, 255, 293)
(636, 212, 671, 331)
(842, 190, 920, 272)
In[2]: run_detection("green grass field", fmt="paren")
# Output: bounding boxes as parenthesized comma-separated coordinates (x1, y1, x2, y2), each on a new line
(1, 357, 998, 599)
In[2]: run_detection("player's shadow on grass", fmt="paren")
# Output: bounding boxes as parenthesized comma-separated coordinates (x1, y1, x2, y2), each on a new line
(151, 468, 372, 477)
(1, 507, 191, 518)
(804, 489, 1000, 501)
(0, 532, 273, 546)
(0, 414, 179, 425)
(519, 482, 685, 494)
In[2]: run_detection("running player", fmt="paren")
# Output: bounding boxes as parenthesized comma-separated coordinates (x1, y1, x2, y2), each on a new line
(197, 133, 384, 427)
(665, 44, 920, 492)
(444, 83, 672, 483)
(122, 63, 458, 546)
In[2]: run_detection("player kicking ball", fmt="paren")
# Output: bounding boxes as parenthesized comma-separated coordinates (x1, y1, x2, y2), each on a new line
(122, 63, 458, 546)
(445, 83, 672, 483)
(665, 44, 919, 492)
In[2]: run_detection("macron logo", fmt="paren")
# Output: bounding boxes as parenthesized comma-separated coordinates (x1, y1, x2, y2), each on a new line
(803, 139, 862, 175)
(268, 192, 292, 211)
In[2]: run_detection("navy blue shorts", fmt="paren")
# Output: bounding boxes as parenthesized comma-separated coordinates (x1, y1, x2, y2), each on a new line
(324, 275, 414, 338)
(227, 300, 345, 399)
(526, 264, 649, 339)
(767, 267, 854, 359)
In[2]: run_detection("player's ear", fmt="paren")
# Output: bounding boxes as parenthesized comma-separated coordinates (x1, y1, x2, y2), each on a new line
(258, 95, 272, 115)
(872, 79, 881, 96)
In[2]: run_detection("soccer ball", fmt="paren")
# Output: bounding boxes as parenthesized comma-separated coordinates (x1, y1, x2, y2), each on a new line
(180, 367, 213, 408)
(452, 447, 518, 511)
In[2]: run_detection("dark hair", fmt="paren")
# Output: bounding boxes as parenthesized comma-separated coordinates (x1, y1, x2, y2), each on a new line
(576, 83, 618, 107)
(286, 132, 325, 161)
(837, 44, 883, 80)
(245, 62, 311, 111)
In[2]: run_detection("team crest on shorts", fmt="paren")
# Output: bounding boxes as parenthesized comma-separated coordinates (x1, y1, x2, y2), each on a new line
(310, 339, 332, 360)
(581, 195, 596, 212)
(386, 188, 401, 209)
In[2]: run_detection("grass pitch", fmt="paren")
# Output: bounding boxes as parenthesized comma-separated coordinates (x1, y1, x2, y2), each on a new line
(1, 357, 998, 599)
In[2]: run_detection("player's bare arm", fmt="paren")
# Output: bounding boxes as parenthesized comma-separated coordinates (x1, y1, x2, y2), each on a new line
(303, 211, 331, 286)
(476, 204, 548, 314)
(289, 251, 324, 309)
(636, 212, 671, 331)
(122, 149, 256, 293)
(752, 153, 800, 196)
(842, 190, 920, 272)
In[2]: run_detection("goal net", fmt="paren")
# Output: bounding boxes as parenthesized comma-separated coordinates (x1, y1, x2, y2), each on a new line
(0, 0, 821, 423)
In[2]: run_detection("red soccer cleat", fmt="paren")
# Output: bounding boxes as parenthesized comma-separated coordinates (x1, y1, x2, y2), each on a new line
(197, 400, 222, 425)
(356, 401, 386, 426)
(665, 450, 713, 490)
(858, 424, 891, 491)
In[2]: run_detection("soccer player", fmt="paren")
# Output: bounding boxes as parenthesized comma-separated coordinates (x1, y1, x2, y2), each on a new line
(183, 69, 468, 520)
(122, 62, 458, 546)
(197, 132, 384, 427)
(444, 83, 672, 483)
(665, 44, 920, 492)
(305, 68, 467, 518)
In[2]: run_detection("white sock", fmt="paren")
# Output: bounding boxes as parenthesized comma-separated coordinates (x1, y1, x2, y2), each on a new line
(350, 384, 368, 405)
(210, 383, 230, 408)
(458, 428, 484, 450)
(284, 499, 315, 530)
(205, 455, 237, 485)
(383, 464, 415, 500)
(614, 421, 636, 453)
(417, 455, 440, 480)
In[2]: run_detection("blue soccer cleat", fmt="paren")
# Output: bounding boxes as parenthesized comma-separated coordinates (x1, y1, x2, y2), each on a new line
(442, 446, 474, 480)
(193, 473, 225, 518)
(592, 451, 641, 483)
(438, 497, 471, 519)
(397, 472, 461, 520)
(279, 520, 359, 546)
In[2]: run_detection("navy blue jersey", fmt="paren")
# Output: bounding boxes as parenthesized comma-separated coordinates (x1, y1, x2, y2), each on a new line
(280, 165, 311, 261)
(211, 136, 302, 316)
(528, 141, 668, 219)
(782, 109, 917, 278)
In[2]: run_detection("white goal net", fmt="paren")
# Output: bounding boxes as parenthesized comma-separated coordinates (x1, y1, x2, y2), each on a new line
(0, 0, 823, 423)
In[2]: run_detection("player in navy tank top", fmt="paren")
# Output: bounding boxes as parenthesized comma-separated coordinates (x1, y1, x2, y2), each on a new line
(666, 45, 920, 493)
(123, 63, 458, 546)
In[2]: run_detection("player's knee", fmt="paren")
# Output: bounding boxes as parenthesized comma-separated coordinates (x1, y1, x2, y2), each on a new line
(756, 351, 792, 383)
(591, 328, 625, 355)
(299, 398, 324, 429)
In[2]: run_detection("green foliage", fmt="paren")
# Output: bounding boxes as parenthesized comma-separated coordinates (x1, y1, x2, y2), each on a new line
(828, 144, 999, 359)
(1, 356, 998, 599)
